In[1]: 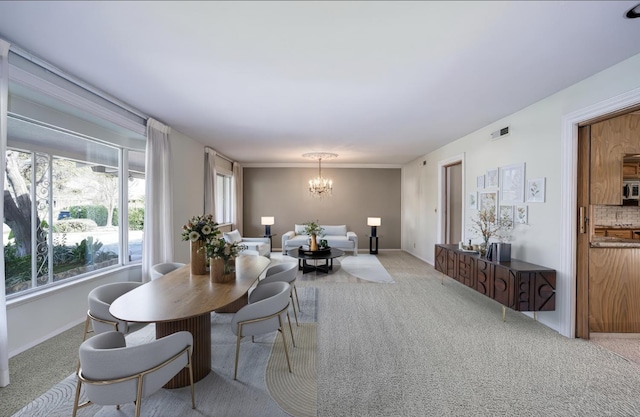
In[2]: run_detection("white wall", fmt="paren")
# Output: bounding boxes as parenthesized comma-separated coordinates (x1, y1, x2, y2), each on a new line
(169, 129, 206, 264)
(6, 266, 139, 356)
(6, 128, 206, 356)
(402, 52, 640, 336)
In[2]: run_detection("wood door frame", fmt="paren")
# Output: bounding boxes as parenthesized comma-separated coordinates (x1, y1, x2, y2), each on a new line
(437, 154, 465, 245)
(560, 87, 640, 338)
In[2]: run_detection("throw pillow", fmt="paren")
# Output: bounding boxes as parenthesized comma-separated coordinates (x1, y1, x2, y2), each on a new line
(224, 229, 243, 243)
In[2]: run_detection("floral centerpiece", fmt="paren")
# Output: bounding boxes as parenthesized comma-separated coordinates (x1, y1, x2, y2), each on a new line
(182, 214, 219, 274)
(207, 238, 247, 282)
(469, 206, 512, 255)
(303, 220, 324, 251)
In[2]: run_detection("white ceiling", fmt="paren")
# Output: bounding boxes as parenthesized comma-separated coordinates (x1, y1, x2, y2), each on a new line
(0, 1, 639, 165)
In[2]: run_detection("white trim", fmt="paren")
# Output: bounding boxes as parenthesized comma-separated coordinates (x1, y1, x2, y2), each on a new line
(560, 86, 640, 338)
(0, 37, 10, 388)
(437, 153, 465, 245)
(242, 162, 403, 169)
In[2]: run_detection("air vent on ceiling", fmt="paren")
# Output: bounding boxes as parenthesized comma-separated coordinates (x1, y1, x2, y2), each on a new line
(490, 125, 510, 140)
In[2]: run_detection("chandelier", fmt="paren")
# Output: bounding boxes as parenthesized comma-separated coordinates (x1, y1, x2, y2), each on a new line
(303, 152, 337, 198)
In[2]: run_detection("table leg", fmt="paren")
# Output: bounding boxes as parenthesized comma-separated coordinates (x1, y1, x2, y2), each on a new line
(157, 313, 211, 388)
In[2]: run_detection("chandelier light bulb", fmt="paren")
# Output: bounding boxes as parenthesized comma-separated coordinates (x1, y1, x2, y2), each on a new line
(302, 152, 337, 199)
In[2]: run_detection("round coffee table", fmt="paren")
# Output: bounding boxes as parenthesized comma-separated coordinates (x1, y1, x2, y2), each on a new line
(287, 247, 344, 274)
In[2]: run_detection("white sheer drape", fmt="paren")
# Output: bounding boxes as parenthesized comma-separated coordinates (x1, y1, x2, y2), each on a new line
(232, 162, 243, 233)
(0, 39, 11, 387)
(141, 118, 173, 283)
(204, 147, 217, 218)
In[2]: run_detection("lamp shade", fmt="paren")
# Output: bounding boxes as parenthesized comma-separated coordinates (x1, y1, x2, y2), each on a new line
(367, 217, 381, 227)
(261, 216, 275, 226)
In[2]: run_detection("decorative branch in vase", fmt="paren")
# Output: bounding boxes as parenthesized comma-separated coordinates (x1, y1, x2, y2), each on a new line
(469, 206, 512, 255)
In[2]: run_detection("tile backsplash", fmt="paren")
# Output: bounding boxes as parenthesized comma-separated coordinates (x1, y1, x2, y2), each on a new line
(593, 205, 640, 226)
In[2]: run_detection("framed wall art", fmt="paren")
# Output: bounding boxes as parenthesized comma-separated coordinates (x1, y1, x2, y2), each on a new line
(499, 205, 514, 228)
(499, 163, 525, 204)
(526, 177, 546, 203)
(479, 190, 498, 212)
(468, 192, 478, 209)
(477, 175, 485, 190)
(515, 205, 528, 224)
(485, 168, 499, 188)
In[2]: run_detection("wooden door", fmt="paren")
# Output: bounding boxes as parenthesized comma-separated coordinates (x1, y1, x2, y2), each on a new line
(577, 113, 640, 337)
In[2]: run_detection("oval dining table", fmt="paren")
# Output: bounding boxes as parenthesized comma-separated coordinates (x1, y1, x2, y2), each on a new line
(110, 255, 271, 388)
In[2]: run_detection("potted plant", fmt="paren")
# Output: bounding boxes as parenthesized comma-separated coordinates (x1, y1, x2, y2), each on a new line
(303, 220, 324, 251)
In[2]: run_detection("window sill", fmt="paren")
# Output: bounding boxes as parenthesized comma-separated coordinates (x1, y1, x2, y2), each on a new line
(6, 263, 141, 308)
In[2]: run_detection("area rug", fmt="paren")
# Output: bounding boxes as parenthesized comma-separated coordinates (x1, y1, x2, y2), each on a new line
(339, 254, 395, 283)
(12, 287, 318, 417)
(271, 252, 394, 284)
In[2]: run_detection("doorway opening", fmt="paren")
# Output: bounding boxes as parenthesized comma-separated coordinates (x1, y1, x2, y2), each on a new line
(437, 154, 465, 245)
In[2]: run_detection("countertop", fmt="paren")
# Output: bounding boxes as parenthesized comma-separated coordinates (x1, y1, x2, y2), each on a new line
(591, 237, 640, 248)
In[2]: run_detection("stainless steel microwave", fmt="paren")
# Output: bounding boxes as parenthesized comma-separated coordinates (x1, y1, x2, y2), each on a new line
(623, 181, 640, 200)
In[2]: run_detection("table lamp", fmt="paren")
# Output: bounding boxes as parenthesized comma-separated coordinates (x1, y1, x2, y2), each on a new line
(367, 217, 381, 237)
(261, 216, 275, 235)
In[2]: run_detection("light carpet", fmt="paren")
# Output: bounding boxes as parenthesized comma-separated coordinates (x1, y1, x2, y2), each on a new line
(12, 287, 317, 417)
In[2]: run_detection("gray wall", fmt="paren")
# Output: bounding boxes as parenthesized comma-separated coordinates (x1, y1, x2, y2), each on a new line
(243, 167, 401, 251)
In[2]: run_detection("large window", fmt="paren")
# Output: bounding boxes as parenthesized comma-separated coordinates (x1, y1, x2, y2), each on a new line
(216, 173, 232, 224)
(4, 50, 146, 298)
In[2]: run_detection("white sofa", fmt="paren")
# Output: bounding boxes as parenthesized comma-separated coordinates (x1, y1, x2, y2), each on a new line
(282, 224, 358, 255)
(223, 229, 271, 258)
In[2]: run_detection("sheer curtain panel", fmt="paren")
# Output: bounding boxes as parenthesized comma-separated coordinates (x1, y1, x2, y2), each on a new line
(233, 161, 243, 233)
(0, 39, 11, 387)
(204, 147, 217, 217)
(142, 118, 173, 283)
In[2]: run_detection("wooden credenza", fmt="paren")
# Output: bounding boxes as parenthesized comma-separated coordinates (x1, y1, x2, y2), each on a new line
(434, 244, 556, 313)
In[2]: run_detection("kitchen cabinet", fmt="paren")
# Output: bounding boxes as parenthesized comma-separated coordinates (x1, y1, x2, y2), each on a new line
(593, 228, 638, 240)
(590, 114, 640, 205)
(623, 161, 640, 179)
(434, 244, 556, 313)
(606, 229, 633, 239)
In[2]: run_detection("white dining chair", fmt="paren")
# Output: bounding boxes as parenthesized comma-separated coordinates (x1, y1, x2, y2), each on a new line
(255, 262, 301, 326)
(73, 330, 195, 417)
(231, 281, 293, 380)
(150, 262, 186, 280)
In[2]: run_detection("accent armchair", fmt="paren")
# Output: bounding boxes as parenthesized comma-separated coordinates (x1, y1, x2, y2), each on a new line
(223, 229, 271, 257)
(73, 330, 195, 417)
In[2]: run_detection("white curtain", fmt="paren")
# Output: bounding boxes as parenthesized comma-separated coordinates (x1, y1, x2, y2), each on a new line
(141, 118, 173, 283)
(204, 147, 217, 218)
(232, 162, 243, 233)
(0, 39, 11, 387)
